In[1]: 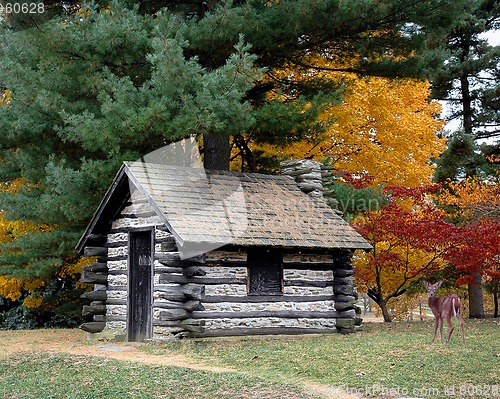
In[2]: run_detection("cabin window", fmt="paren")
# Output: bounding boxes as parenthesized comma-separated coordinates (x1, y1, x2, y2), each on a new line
(247, 248, 283, 295)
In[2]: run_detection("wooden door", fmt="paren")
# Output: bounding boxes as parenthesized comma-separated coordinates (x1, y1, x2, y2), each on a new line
(127, 230, 153, 342)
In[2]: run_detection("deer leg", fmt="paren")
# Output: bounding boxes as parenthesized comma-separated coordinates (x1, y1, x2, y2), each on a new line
(445, 314, 454, 344)
(432, 317, 440, 343)
(439, 317, 445, 342)
(456, 313, 465, 344)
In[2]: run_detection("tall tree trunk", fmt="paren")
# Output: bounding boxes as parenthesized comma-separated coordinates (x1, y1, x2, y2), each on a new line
(493, 280, 499, 318)
(468, 272, 485, 319)
(203, 132, 231, 170)
(460, 74, 473, 135)
(459, 34, 473, 136)
(197, 0, 230, 172)
(379, 300, 392, 322)
(457, 35, 487, 318)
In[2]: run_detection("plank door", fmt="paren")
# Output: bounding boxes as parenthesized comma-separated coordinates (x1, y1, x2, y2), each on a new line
(127, 229, 153, 342)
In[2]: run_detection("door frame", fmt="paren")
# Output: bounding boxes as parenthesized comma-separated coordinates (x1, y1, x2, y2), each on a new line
(127, 227, 154, 342)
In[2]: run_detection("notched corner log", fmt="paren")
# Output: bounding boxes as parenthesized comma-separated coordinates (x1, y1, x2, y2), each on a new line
(334, 301, 355, 311)
(87, 234, 107, 244)
(183, 266, 207, 277)
(333, 283, 354, 296)
(154, 284, 204, 302)
(82, 262, 108, 273)
(79, 321, 106, 333)
(82, 304, 106, 317)
(80, 290, 107, 301)
(177, 319, 205, 333)
(335, 317, 356, 334)
(333, 268, 354, 277)
(159, 308, 189, 321)
(333, 294, 356, 303)
(182, 284, 204, 300)
(156, 253, 205, 267)
(84, 246, 108, 257)
(184, 300, 204, 311)
(81, 270, 108, 285)
(160, 241, 177, 252)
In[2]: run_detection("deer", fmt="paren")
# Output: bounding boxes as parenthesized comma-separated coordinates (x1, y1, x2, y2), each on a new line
(423, 280, 465, 344)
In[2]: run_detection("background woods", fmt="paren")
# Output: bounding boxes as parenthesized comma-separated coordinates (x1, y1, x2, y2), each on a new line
(0, 0, 498, 325)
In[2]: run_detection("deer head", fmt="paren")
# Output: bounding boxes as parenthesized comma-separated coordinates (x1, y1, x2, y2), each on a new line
(423, 280, 442, 297)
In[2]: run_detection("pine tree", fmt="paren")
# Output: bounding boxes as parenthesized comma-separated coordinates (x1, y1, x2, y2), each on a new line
(432, 0, 499, 318)
(432, 0, 499, 140)
(0, 3, 259, 305)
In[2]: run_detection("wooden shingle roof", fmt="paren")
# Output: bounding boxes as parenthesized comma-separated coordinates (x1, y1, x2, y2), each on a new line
(76, 162, 371, 255)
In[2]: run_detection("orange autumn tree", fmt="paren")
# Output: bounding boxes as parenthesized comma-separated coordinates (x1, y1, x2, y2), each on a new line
(439, 168, 500, 222)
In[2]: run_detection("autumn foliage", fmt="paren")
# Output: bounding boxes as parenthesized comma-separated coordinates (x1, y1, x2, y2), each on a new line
(0, 179, 89, 314)
(352, 185, 460, 321)
(0, 180, 46, 307)
(445, 220, 500, 284)
(255, 76, 446, 187)
(350, 164, 500, 321)
(318, 78, 445, 187)
(438, 170, 500, 316)
(439, 172, 500, 222)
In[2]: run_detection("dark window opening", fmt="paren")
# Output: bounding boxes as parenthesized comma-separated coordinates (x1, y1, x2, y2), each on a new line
(248, 248, 283, 295)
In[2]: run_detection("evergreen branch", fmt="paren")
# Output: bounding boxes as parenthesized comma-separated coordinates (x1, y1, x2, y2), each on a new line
(291, 60, 362, 75)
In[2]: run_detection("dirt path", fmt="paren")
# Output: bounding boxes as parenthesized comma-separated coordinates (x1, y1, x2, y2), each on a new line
(0, 329, 363, 399)
(0, 329, 233, 372)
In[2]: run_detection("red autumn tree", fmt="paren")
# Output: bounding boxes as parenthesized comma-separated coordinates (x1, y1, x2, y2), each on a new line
(445, 219, 500, 317)
(438, 168, 500, 317)
(352, 185, 459, 322)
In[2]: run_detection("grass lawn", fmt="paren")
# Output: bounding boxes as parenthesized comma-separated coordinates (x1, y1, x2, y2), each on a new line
(0, 319, 498, 398)
(0, 351, 317, 399)
(144, 319, 500, 399)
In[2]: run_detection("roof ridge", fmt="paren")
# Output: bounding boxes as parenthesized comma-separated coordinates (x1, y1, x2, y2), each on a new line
(124, 161, 298, 184)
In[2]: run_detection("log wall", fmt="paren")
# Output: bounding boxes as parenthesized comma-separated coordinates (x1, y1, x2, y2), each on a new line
(80, 197, 361, 340)
(189, 252, 330, 337)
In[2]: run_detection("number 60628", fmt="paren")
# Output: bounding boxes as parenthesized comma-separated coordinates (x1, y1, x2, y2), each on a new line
(0, 3, 45, 13)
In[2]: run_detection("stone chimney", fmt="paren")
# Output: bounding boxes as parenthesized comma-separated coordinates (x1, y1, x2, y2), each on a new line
(280, 159, 341, 214)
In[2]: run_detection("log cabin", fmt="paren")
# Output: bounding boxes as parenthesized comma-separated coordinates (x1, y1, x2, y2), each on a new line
(76, 160, 371, 341)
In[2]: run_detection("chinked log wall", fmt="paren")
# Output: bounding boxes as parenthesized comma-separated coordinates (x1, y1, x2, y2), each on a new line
(80, 199, 361, 339)
(174, 250, 360, 338)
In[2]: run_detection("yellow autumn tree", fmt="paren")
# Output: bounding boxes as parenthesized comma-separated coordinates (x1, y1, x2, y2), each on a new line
(0, 89, 10, 106)
(257, 75, 446, 187)
(322, 77, 445, 186)
(0, 176, 91, 311)
(0, 179, 46, 307)
(1, 95, 51, 309)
